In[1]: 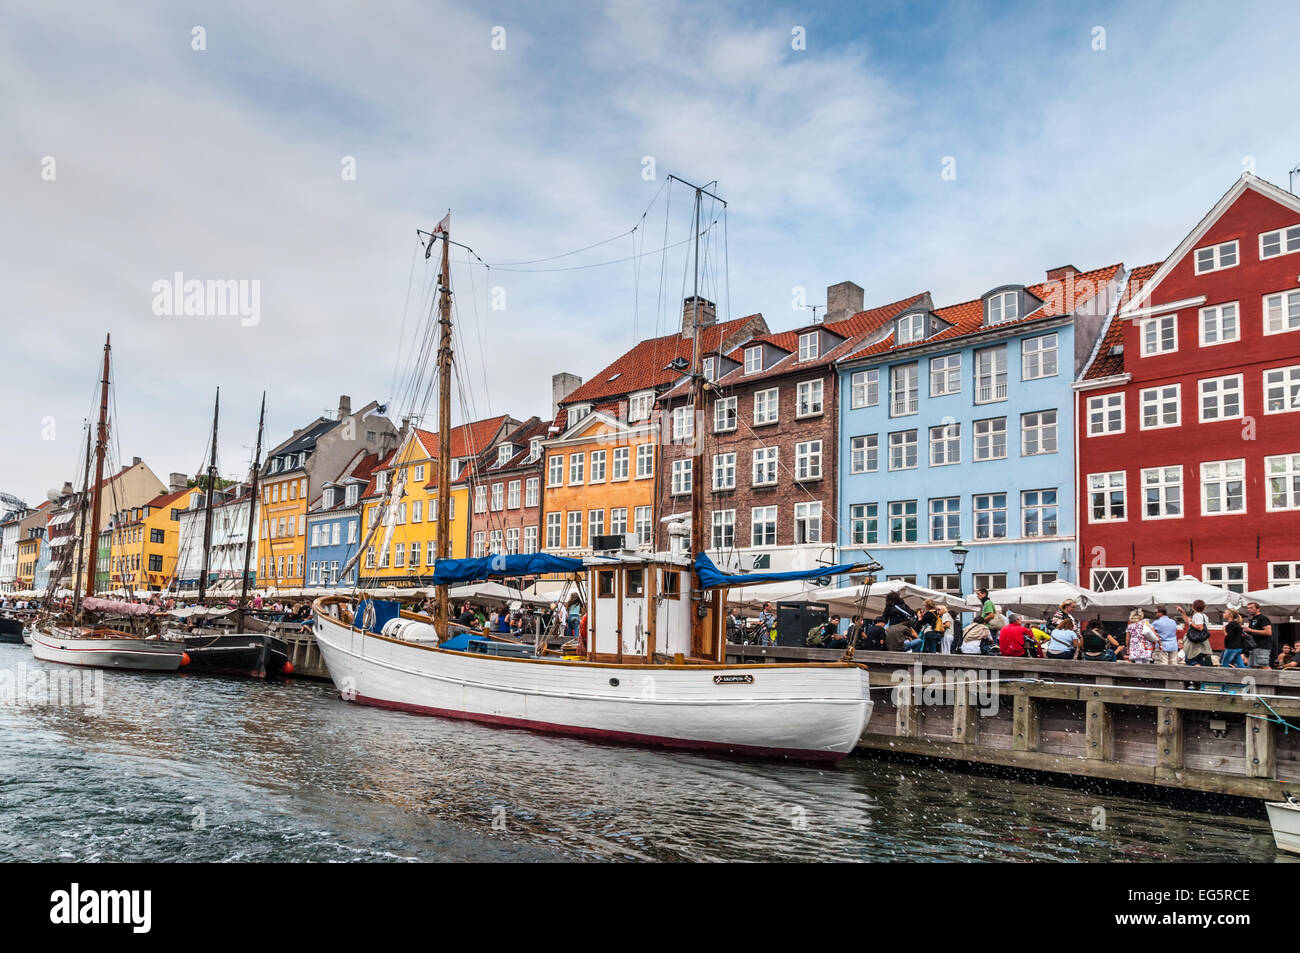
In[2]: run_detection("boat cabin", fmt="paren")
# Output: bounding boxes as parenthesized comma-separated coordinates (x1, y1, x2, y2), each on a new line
(584, 553, 725, 663)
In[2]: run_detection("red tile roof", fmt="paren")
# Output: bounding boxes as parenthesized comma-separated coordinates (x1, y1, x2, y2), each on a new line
(1082, 263, 1161, 381)
(414, 415, 511, 461)
(145, 487, 192, 509)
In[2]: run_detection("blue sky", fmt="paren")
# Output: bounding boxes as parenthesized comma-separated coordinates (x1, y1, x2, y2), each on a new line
(2, 0, 1298, 504)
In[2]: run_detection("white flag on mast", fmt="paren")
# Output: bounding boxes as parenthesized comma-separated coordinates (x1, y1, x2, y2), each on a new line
(433, 212, 450, 236)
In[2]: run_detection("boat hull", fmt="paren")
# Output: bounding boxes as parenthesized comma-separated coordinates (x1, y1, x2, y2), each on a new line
(1266, 801, 1300, 855)
(180, 633, 291, 679)
(314, 612, 871, 761)
(30, 629, 186, 672)
(0, 618, 25, 644)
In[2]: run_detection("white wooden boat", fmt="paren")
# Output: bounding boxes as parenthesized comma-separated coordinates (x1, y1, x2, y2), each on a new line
(30, 626, 187, 672)
(1266, 785, 1300, 855)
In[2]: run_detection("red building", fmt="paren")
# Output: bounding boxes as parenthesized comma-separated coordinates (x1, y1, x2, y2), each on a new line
(1077, 174, 1300, 594)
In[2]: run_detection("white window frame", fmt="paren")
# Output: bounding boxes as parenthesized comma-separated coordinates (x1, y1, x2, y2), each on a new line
(890, 363, 919, 417)
(987, 291, 1018, 325)
(1199, 302, 1240, 347)
(547, 455, 563, 487)
(1140, 465, 1183, 521)
(566, 511, 582, 549)
(545, 512, 561, 550)
(753, 388, 779, 425)
(972, 417, 1007, 462)
(974, 345, 1008, 404)
(628, 392, 654, 423)
(897, 313, 925, 344)
(798, 331, 819, 361)
(1203, 564, 1248, 593)
(793, 501, 822, 544)
(714, 396, 737, 432)
(1141, 313, 1178, 356)
(751, 506, 777, 547)
(1266, 453, 1300, 512)
(507, 480, 521, 509)
(568, 452, 585, 485)
(589, 449, 607, 483)
(525, 478, 539, 508)
(1021, 333, 1058, 381)
(611, 446, 630, 481)
(1090, 568, 1128, 592)
(795, 440, 822, 481)
(1268, 561, 1300, 587)
(635, 444, 654, 479)
(712, 452, 736, 491)
(1198, 374, 1243, 422)
(1200, 458, 1246, 516)
(973, 493, 1007, 540)
(1193, 239, 1238, 275)
(1021, 488, 1058, 538)
(888, 430, 918, 471)
(796, 379, 824, 418)
(1088, 470, 1127, 523)
(1260, 224, 1300, 260)
(849, 503, 878, 546)
(1087, 392, 1125, 436)
(850, 435, 878, 474)
(1142, 565, 1183, 584)
(1021, 410, 1058, 456)
(744, 346, 763, 374)
(671, 406, 695, 442)
(711, 509, 736, 550)
(851, 369, 879, 408)
(752, 446, 778, 487)
(929, 496, 960, 543)
(887, 500, 918, 543)
(929, 354, 961, 396)
(928, 423, 960, 467)
(1139, 384, 1181, 430)
(1264, 365, 1300, 415)
(1264, 288, 1300, 336)
(670, 459, 692, 496)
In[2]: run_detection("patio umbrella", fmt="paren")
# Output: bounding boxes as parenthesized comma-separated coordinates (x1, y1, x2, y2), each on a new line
(1090, 576, 1247, 618)
(1243, 585, 1300, 616)
(964, 579, 1096, 613)
(821, 579, 968, 616)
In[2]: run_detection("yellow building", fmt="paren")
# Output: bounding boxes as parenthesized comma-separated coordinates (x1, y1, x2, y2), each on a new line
(16, 535, 40, 588)
(259, 460, 309, 589)
(108, 488, 192, 591)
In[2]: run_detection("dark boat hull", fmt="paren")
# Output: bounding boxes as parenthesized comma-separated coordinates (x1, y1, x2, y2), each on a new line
(181, 633, 290, 679)
(0, 618, 26, 644)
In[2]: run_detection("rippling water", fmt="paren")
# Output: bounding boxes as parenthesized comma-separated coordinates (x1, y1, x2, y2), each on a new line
(0, 644, 1284, 862)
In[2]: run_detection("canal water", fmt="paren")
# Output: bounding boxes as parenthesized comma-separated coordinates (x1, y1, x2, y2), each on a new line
(0, 644, 1284, 862)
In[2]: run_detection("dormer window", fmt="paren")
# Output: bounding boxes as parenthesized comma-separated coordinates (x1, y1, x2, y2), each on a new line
(529, 437, 543, 461)
(450, 460, 464, 481)
(897, 313, 925, 344)
(744, 346, 763, 375)
(345, 484, 359, 506)
(628, 391, 654, 422)
(798, 331, 819, 361)
(986, 291, 1019, 325)
(702, 357, 716, 380)
(323, 488, 335, 509)
(376, 472, 388, 492)
(569, 403, 591, 424)
(497, 444, 514, 466)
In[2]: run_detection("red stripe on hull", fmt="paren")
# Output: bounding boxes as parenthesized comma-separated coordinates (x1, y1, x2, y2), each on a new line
(351, 692, 848, 763)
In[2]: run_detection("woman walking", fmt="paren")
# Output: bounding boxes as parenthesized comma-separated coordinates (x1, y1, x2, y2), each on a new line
(1126, 608, 1155, 663)
(1219, 608, 1248, 669)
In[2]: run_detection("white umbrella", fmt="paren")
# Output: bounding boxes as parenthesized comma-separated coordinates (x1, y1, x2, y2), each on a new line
(449, 581, 528, 604)
(1090, 576, 1247, 613)
(965, 579, 1095, 613)
(725, 581, 821, 607)
(1244, 585, 1300, 616)
(820, 579, 968, 615)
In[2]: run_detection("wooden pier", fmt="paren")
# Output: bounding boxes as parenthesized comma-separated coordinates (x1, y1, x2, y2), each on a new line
(727, 644, 1300, 800)
(280, 628, 331, 681)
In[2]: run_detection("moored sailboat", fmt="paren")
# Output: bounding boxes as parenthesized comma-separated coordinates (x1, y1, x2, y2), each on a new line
(313, 196, 875, 761)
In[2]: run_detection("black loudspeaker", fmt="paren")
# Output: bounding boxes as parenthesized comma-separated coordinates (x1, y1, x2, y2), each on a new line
(776, 601, 828, 647)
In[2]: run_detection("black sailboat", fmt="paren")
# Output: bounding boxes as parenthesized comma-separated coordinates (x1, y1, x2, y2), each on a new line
(174, 390, 290, 678)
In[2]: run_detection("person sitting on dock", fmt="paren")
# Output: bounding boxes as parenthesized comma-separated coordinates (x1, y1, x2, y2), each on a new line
(960, 620, 994, 654)
(1045, 617, 1080, 660)
(863, 617, 888, 651)
(997, 613, 1031, 657)
(1081, 622, 1118, 662)
(886, 617, 918, 652)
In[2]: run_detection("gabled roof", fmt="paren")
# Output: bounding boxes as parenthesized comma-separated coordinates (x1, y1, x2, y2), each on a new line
(843, 264, 1123, 363)
(1120, 173, 1300, 317)
(1081, 263, 1161, 381)
(477, 416, 552, 474)
(559, 314, 765, 409)
(268, 418, 336, 460)
(413, 415, 512, 461)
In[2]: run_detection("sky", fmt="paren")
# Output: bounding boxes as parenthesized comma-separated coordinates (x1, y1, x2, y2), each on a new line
(2, 0, 1298, 505)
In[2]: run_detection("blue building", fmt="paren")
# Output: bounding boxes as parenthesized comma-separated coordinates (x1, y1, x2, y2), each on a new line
(305, 451, 375, 589)
(835, 264, 1125, 596)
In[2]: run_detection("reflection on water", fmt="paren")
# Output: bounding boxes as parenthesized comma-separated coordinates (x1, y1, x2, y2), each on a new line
(0, 645, 1283, 862)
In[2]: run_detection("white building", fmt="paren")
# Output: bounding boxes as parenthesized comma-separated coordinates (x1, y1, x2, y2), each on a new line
(174, 485, 259, 592)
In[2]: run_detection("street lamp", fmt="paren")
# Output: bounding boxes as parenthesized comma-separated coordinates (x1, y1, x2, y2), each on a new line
(949, 540, 969, 599)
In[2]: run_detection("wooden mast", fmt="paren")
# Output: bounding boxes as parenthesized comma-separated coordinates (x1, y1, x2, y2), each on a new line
(434, 217, 453, 632)
(82, 334, 111, 615)
(197, 388, 219, 603)
(236, 392, 266, 631)
(71, 421, 93, 610)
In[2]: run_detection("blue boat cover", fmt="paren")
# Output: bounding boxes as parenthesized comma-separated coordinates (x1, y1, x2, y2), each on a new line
(439, 631, 483, 652)
(356, 599, 402, 633)
(693, 551, 860, 590)
(430, 553, 586, 586)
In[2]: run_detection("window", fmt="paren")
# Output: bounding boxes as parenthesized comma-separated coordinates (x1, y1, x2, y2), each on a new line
(529, 437, 543, 461)
(1199, 375, 1242, 422)
(568, 453, 585, 484)
(412, 499, 423, 523)
(987, 290, 1018, 325)
(1087, 393, 1124, 435)
(751, 506, 777, 546)
(490, 483, 504, 511)
(525, 477, 539, 507)
(628, 392, 654, 422)
(610, 507, 628, 536)
(546, 512, 561, 549)
(798, 331, 819, 361)
(566, 511, 582, 548)
(714, 397, 737, 432)
(568, 404, 591, 424)
(671, 406, 695, 442)
(929, 354, 961, 396)
(149, 527, 165, 544)
(634, 506, 652, 545)
(1141, 466, 1183, 519)
(973, 417, 1007, 461)
(472, 533, 485, 558)
(752, 447, 778, 486)
(973, 493, 1007, 539)
(148, 553, 163, 573)
(376, 473, 388, 492)
(1021, 333, 1058, 380)
(794, 502, 822, 544)
(413, 464, 426, 483)
(1264, 289, 1300, 335)
(411, 540, 422, 566)
(796, 379, 823, 417)
(929, 423, 960, 466)
(929, 497, 960, 542)
(1142, 566, 1182, 584)
(888, 500, 918, 543)
(1022, 489, 1058, 537)
(711, 509, 735, 549)
(897, 313, 925, 344)
(849, 503, 878, 546)
(744, 346, 762, 374)
(1260, 225, 1300, 259)
(474, 485, 487, 513)
(888, 430, 918, 470)
(929, 574, 961, 593)
(1264, 365, 1300, 414)
(394, 543, 405, 567)
(671, 459, 692, 495)
(365, 547, 375, 569)
(609, 447, 629, 481)
(850, 435, 878, 473)
(588, 450, 606, 484)
(627, 569, 645, 597)
(1266, 453, 1300, 511)
(548, 455, 563, 487)
(348, 520, 357, 544)
(1201, 459, 1245, 515)
(1199, 302, 1239, 346)
(1141, 314, 1178, 355)
(713, 452, 736, 491)
(1203, 564, 1247, 593)
(1091, 568, 1128, 592)
(890, 364, 918, 416)
(754, 389, 779, 425)
(702, 357, 716, 381)
(1021, 410, 1057, 455)
(636, 444, 654, 478)
(795, 440, 822, 481)
(1194, 239, 1238, 274)
(310, 525, 320, 548)
(1140, 385, 1181, 430)
(507, 481, 521, 509)
(588, 509, 604, 541)
(1088, 471, 1127, 522)
(972, 573, 1008, 591)
(523, 526, 538, 554)
(1269, 561, 1300, 587)
(346, 484, 359, 506)
(851, 369, 879, 408)
(974, 345, 1007, 403)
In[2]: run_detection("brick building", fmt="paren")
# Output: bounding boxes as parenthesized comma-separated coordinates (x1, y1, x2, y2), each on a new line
(467, 415, 550, 557)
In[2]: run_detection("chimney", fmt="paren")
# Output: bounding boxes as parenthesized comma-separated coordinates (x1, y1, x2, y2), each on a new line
(132, 456, 142, 467)
(551, 372, 582, 418)
(169, 472, 188, 493)
(337, 394, 352, 420)
(1046, 264, 1079, 282)
(681, 296, 717, 337)
(824, 281, 864, 323)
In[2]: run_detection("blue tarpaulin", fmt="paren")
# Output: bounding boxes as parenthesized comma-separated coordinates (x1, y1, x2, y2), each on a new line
(430, 553, 586, 586)
(356, 599, 401, 633)
(693, 552, 862, 590)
